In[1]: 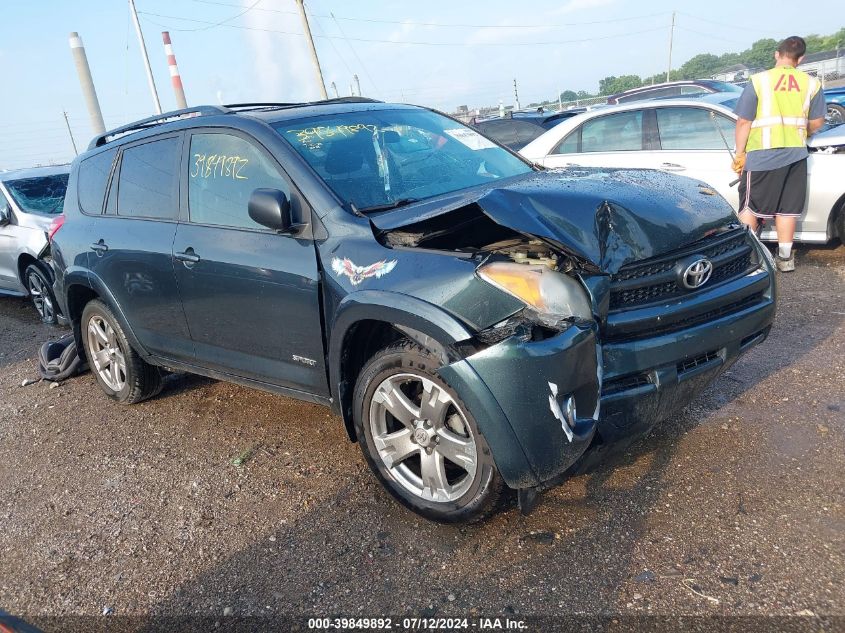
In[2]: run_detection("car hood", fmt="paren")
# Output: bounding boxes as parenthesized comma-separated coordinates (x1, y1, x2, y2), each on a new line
(808, 123, 845, 148)
(371, 168, 738, 274)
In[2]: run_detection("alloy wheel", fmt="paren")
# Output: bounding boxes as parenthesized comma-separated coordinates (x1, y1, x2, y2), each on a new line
(27, 270, 54, 322)
(368, 373, 478, 502)
(86, 315, 127, 392)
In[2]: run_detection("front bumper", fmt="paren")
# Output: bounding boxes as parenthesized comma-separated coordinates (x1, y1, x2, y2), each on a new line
(439, 269, 775, 490)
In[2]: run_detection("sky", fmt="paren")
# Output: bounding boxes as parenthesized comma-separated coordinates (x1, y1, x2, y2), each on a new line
(1, 0, 843, 170)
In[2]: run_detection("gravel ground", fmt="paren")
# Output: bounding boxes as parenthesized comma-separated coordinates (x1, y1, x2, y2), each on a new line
(0, 245, 843, 632)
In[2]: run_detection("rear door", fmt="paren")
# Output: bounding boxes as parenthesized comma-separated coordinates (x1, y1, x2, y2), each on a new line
(173, 128, 326, 394)
(87, 134, 193, 361)
(649, 106, 739, 207)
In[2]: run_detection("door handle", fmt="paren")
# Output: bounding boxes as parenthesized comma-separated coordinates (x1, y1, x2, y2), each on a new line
(90, 240, 108, 256)
(661, 162, 686, 171)
(175, 248, 200, 265)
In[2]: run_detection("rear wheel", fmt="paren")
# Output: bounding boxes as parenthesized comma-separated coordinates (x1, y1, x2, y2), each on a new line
(24, 263, 58, 324)
(80, 300, 162, 403)
(353, 340, 506, 523)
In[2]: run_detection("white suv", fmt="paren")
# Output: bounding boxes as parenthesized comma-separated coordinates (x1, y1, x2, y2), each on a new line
(0, 165, 69, 323)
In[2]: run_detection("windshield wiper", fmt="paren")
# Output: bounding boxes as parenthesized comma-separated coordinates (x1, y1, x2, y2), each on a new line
(356, 198, 420, 213)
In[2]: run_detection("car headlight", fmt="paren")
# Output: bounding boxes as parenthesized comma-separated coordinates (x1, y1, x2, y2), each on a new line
(477, 262, 593, 321)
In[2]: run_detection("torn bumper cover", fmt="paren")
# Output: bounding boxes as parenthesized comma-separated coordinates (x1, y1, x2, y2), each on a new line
(438, 280, 774, 490)
(438, 324, 600, 489)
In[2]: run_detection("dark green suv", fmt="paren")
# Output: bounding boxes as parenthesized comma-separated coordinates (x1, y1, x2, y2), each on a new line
(51, 99, 776, 522)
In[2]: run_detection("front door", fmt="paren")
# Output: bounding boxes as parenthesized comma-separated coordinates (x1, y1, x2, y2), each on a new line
(173, 129, 327, 395)
(0, 191, 19, 291)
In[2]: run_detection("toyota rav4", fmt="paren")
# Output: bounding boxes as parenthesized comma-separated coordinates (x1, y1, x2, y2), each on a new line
(51, 98, 776, 522)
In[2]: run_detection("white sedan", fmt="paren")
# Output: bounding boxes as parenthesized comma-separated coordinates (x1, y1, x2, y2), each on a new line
(519, 93, 845, 244)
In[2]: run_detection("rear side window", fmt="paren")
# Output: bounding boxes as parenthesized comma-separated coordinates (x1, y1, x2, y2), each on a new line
(553, 132, 579, 154)
(656, 107, 734, 150)
(580, 111, 643, 152)
(188, 132, 289, 230)
(117, 137, 180, 219)
(77, 149, 116, 214)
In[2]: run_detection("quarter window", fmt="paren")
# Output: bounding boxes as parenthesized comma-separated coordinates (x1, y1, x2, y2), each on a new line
(117, 137, 180, 219)
(580, 111, 644, 152)
(553, 131, 579, 154)
(77, 148, 116, 215)
(656, 107, 734, 150)
(188, 133, 289, 230)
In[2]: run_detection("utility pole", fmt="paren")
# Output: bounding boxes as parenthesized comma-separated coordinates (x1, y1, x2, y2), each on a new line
(513, 79, 521, 110)
(558, 88, 563, 111)
(354, 74, 361, 97)
(62, 111, 79, 156)
(666, 11, 676, 83)
(68, 32, 105, 136)
(128, 0, 162, 114)
(295, 0, 328, 100)
(331, 81, 339, 98)
(162, 32, 187, 109)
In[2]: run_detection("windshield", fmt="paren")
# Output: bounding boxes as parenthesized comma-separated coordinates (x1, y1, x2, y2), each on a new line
(4, 173, 69, 215)
(274, 108, 532, 210)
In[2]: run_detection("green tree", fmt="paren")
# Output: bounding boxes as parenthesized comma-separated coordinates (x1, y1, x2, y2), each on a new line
(739, 38, 779, 69)
(678, 53, 722, 80)
(598, 74, 642, 95)
(559, 90, 578, 102)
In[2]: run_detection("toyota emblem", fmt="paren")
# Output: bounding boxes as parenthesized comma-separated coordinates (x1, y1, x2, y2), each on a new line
(681, 258, 713, 289)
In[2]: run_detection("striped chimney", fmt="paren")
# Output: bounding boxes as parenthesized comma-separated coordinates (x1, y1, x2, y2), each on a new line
(162, 31, 188, 109)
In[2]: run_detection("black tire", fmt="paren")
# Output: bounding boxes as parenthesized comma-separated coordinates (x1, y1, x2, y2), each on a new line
(80, 299, 162, 404)
(353, 340, 507, 523)
(24, 262, 59, 325)
(827, 103, 845, 125)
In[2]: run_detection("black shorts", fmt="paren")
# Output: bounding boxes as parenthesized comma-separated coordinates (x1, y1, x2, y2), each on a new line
(738, 158, 807, 219)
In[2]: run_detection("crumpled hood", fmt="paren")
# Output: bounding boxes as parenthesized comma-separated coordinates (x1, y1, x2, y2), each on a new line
(371, 167, 739, 274)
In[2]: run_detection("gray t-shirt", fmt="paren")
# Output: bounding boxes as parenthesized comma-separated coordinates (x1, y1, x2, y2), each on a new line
(734, 75, 826, 171)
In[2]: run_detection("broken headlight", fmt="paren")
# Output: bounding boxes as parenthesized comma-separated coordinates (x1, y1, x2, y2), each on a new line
(477, 262, 593, 322)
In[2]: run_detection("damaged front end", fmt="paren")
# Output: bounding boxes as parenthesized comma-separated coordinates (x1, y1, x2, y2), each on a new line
(366, 168, 774, 500)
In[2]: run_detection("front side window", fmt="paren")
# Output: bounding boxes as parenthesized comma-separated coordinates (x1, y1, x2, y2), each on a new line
(4, 173, 69, 216)
(274, 108, 532, 210)
(78, 148, 116, 215)
(580, 111, 644, 152)
(188, 133, 290, 230)
(656, 107, 734, 150)
(117, 137, 180, 219)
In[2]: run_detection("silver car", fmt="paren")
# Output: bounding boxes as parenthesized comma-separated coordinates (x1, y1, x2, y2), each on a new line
(0, 165, 69, 323)
(520, 93, 845, 244)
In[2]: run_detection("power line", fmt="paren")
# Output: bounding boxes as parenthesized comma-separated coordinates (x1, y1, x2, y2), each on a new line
(138, 11, 668, 47)
(326, 8, 381, 95)
(677, 12, 782, 35)
(162, 0, 264, 32)
(182, 0, 668, 29)
(674, 26, 749, 46)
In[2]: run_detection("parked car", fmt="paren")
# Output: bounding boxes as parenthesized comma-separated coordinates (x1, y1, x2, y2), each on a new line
(605, 80, 743, 105)
(51, 99, 775, 522)
(823, 86, 845, 124)
(0, 165, 69, 323)
(472, 109, 585, 151)
(520, 93, 845, 244)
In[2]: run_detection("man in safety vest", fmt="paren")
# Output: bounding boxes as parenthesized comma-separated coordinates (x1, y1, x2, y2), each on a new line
(733, 36, 826, 272)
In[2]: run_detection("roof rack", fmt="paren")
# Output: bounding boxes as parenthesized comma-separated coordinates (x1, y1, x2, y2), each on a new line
(89, 105, 228, 149)
(222, 97, 382, 112)
(88, 97, 385, 150)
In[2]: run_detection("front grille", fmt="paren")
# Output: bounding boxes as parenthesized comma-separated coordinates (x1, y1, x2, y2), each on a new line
(609, 230, 754, 311)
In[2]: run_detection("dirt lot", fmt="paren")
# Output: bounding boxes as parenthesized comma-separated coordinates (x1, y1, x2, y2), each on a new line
(1, 245, 843, 632)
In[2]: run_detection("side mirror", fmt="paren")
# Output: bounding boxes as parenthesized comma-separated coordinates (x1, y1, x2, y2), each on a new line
(0, 202, 10, 226)
(248, 188, 293, 233)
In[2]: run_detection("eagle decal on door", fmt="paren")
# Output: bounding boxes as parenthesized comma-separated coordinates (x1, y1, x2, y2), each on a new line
(331, 257, 397, 286)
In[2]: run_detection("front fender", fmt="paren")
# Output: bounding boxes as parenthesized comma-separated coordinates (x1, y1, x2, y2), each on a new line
(328, 289, 475, 397)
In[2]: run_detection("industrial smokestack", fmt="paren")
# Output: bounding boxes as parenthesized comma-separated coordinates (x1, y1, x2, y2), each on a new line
(68, 32, 106, 136)
(162, 32, 187, 110)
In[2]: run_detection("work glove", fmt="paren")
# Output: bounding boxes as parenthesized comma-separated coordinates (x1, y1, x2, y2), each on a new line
(731, 152, 746, 175)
